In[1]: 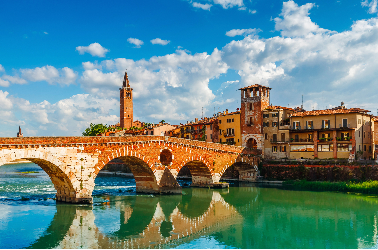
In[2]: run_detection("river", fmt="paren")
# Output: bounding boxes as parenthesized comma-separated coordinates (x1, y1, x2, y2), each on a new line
(1, 162, 378, 249)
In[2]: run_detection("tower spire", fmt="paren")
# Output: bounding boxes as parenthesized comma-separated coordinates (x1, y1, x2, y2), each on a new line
(122, 71, 130, 88)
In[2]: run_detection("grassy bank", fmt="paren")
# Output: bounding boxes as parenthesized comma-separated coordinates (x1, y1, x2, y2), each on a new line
(283, 180, 378, 195)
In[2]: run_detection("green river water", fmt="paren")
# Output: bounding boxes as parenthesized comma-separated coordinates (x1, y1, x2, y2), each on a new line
(1, 162, 378, 249)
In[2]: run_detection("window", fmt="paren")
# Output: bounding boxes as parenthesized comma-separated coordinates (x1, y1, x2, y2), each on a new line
(272, 113, 278, 117)
(226, 128, 234, 135)
(210, 124, 213, 130)
(227, 119, 231, 123)
(291, 145, 314, 152)
(220, 139, 222, 143)
(338, 144, 352, 152)
(263, 122, 269, 127)
(232, 118, 234, 122)
(272, 134, 277, 142)
(342, 118, 348, 128)
(358, 119, 361, 124)
(306, 121, 313, 129)
(205, 135, 207, 140)
(249, 103, 253, 111)
(210, 134, 213, 139)
(369, 145, 372, 152)
(364, 132, 366, 138)
(263, 114, 269, 118)
(322, 120, 330, 129)
(219, 129, 222, 135)
(318, 144, 333, 152)
(364, 145, 366, 151)
(281, 146, 286, 152)
(249, 117, 254, 125)
(265, 133, 268, 140)
(293, 121, 300, 130)
(272, 146, 277, 152)
(272, 122, 278, 127)
(151, 131, 154, 135)
(359, 131, 361, 137)
(359, 145, 361, 151)
(308, 134, 312, 141)
(281, 133, 285, 142)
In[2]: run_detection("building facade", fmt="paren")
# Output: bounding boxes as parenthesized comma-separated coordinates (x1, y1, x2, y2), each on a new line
(263, 106, 295, 159)
(218, 110, 242, 146)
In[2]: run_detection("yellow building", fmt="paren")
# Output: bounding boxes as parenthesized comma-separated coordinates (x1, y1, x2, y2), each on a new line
(218, 110, 241, 146)
(262, 106, 295, 159)
(289, 107, 374, 160)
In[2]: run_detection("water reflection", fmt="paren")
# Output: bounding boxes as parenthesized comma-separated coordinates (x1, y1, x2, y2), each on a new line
(3, 163, 378, 249)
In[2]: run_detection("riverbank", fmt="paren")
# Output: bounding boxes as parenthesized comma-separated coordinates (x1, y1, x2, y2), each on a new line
(283, 180, 378, 195)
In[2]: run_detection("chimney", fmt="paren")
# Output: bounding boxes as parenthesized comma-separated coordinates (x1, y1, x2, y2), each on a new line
(226, 109, 228, 114)
(195, 118, 198, 123)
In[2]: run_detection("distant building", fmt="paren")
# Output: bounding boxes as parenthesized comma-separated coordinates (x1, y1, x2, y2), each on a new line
(145, 123, 177, 136)
(218, 110, 241, 146)
(120, 72, 133, 129)
(17, 126, 23, 137)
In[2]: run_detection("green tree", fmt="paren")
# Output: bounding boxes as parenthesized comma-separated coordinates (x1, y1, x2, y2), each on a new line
(82, 123, 109, 136)
(160, 120, 166, 123)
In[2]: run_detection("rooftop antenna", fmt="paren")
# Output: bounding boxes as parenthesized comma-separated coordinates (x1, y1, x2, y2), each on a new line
(376, 109, 378, 116)
(301, 95, 303, 110)
(202, 107, 203, 119)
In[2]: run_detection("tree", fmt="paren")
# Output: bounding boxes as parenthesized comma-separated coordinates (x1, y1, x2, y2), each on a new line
(160, 120, 166, 123)
(82, 123, 109, 136)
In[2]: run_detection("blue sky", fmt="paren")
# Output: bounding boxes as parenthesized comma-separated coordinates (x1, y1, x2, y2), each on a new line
(1, 0, 378, 136)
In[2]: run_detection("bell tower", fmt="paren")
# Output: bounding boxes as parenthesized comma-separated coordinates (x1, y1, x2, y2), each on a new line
(120, 72, 133, 129)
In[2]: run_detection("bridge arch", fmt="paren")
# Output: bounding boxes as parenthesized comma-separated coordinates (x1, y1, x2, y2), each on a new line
(0, 149, 83, 203)
(178, 160, 213, 186)
(92, 146, 181, 194)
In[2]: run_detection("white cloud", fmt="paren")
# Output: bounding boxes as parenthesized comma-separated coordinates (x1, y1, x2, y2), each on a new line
(362, 0, 378, 14)
(44, 31, 48, 35)
(150, 38, 170, 45)
(76, 43, 109, 57)
(82, 61, 102, 70)
(225, 28, 261, 37)
(2, 75, 27, 84)
(0, 91, 13, 109)
(79, 48, 228, 123)
(213, 0, 243, 9)
(274, 0, 328, 37)
(192, 2, 212, 10)
(249, 9, 257, 14)
(20, 66, 77, 85)
(0, 64, 4, 72)
(127, 38, 144, 48)
(0, 78, 10, 87)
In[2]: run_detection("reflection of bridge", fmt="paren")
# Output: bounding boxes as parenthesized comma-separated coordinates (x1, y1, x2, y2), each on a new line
(27, 189, 246, 249)
(0, 136, 259, 203)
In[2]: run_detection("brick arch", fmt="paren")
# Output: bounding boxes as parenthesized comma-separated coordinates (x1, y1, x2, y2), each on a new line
(92, 145, 180, 194)
(178, 160, 213, 186)
(0, 149, 82, 203)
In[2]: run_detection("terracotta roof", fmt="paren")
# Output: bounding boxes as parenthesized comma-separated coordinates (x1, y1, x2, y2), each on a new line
(219, 111, 240, 116)
(292, 108, 371, 117)
(239, 84, 272, 90)
(265, 106, 295, 111)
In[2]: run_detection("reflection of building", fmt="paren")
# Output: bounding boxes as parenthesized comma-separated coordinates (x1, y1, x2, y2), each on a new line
(239, 84, 271, 150)
(218, 110, 241, 146)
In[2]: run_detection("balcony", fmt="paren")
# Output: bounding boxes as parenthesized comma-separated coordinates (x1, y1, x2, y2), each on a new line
(290, 138, 314, 143)
(338, 124, 351, 129)
(270, 139, 290, 143)
(318, 138, 333, 142)
(336, 137, 352, 141)
(223, 132, 235, 138)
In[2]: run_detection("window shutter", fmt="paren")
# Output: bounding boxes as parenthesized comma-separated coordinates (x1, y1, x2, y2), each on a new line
(328, 120, 331, 128)
(322, 120, 324, 128)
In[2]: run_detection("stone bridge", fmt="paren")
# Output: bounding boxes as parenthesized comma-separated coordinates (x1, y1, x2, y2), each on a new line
(0, 136, 259, 203)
